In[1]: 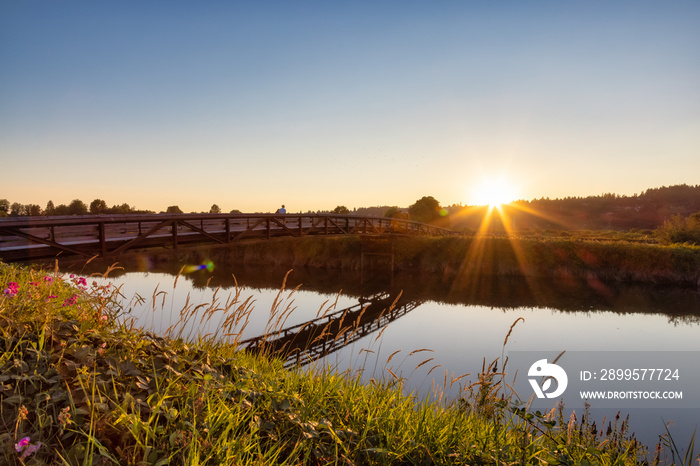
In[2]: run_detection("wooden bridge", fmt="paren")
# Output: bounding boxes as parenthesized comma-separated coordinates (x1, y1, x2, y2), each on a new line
(0, 213, 454, 263)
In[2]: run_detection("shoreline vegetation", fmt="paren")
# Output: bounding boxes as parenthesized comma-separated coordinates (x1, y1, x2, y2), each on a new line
(111, 235, 700, 288)
(2, 260, 678, 465)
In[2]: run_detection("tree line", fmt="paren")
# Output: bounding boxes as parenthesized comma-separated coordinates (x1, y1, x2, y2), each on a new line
(0, 199, 155, 217)
(0, 199, 244, 217)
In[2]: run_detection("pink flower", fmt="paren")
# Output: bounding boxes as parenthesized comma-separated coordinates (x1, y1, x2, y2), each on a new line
(43, 276, 53, 282)
(3, 282, 19, 297)
(62, 294, 78, 307)
(15, 437, 30, 452)
(15, 437, 41, 460)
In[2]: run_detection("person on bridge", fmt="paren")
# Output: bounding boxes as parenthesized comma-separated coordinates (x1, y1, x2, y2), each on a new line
(277, 205, 286, 214)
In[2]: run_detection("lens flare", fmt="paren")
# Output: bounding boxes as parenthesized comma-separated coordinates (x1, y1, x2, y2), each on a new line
(182, 260, 214, 274)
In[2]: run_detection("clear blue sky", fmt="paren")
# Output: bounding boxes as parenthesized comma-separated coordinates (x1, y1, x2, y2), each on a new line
(1, 1, 698, 212)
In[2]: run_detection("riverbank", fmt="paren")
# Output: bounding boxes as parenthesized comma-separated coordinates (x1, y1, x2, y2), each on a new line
(137, 235, 700, 287)
(0, 261, 649, 464)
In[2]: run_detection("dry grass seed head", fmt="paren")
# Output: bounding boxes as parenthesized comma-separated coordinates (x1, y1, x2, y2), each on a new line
(415, 358, 435, 370)
(386, 350, 401, 364)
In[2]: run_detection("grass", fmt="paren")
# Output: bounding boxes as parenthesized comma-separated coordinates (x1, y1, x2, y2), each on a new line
(0, 260, 690, 465)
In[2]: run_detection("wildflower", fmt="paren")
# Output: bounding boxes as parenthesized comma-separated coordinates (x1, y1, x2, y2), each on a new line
(3, 282, 19, 297)
(62, 294, 78, 307)
(43, 276, 53, 282)
(71, 276, 87, 287)
(48, 295, 57, 299)
(15, 437, 41, 460)
(15, 437, 30, 452)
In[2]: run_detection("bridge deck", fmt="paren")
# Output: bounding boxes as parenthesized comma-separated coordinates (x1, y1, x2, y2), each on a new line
(0, 213, 454, 262)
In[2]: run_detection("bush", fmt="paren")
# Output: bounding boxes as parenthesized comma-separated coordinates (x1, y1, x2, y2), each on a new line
(656, 212, 700, 245)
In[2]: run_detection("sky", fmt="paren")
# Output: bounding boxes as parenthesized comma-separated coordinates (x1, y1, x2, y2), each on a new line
(1, 1, 699, 213)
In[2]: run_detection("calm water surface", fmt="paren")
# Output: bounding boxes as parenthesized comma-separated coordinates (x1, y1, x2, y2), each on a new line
(77, 259, 700, 453)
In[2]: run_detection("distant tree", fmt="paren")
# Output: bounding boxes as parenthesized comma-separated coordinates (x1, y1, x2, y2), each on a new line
(27, 204, 41, 216)
(10, 202, 23, 216)
(90, 199, 108, 215)
(44, 200, 55, 216)
(332, 205, 350, 214)
(383, 206, 408, 219)
(112, 203, 133, 214)
(408, 196, 442, 224)
(209, 204, 221, 214)
(53, 204, 70, 216)
(166, 205, 183, 214)
(68, 199, 88, 216)
(229, 209, 242, 214)
(0, 199, 9, 217)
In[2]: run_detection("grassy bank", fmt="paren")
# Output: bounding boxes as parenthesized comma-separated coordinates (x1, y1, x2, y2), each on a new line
(0, 262, 664, 464)
(176, 235, 700, 286)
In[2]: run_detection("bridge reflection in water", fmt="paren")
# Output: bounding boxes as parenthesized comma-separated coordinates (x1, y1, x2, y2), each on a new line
(239, 293, 421, 368)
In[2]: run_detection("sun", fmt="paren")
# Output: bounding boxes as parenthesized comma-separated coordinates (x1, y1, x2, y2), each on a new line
(471, 176, 519, 207)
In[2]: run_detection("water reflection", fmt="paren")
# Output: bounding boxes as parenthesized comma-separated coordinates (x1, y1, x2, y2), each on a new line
(71, 257, 700, 321)
(240, 292, 421, 368)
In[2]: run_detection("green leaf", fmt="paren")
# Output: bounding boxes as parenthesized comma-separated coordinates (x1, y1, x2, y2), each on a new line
(2, 394, 23, 405)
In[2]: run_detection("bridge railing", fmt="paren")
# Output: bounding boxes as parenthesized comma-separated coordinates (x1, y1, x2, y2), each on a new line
(0, 213, 454, 262)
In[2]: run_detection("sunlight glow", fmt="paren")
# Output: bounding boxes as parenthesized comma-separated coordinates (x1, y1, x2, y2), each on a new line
(470, 177, 520, 207)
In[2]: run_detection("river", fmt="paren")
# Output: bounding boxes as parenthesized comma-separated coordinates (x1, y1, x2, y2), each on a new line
(72, 257, 700, 456)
